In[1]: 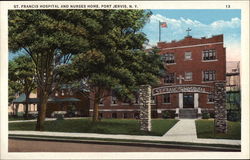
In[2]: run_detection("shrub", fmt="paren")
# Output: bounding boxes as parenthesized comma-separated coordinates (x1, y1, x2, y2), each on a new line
(202, 112, 210, 119)
(55, 114, 64, 120)
(162, 110, 175, 119)
(227, 110, 241, 122)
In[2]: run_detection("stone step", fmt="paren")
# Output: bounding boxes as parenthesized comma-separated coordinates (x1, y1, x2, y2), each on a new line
(179, 109, 198, 119)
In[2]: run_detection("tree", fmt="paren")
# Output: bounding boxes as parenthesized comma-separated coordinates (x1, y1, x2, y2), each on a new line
(8, 10, 100, 130)
(9, 55, 36, 118)
(70, 10, 164, 122)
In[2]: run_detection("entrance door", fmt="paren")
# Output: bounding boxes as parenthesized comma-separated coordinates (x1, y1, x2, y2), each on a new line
(183, 93, 194, 108)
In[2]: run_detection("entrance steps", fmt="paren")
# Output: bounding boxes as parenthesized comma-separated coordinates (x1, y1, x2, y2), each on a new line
(179, 108, 198, 119)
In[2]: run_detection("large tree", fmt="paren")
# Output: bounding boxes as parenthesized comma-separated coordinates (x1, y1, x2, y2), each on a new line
(70, 10, 164, 122)
(8, 10, 100, 130)
(9, 55, 36, 118)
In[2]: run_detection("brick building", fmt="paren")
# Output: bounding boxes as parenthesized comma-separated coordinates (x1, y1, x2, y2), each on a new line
(89, 34, 226, 119)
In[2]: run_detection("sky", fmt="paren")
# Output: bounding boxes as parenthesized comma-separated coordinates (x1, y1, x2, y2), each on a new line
(142, 9, 241, 61)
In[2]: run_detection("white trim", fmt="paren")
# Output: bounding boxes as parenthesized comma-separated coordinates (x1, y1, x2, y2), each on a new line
(90, 109, 140, 112)
(184, 51, 192, 60)
(121, 103, 130, 105)
(202, 81, 215, 84)
(202, 59, 218, 62)
(207, 102, 215, 104)
(162, 42, 223, 50)
(165, 63, 176, 65)
(90, 109, 160, 112)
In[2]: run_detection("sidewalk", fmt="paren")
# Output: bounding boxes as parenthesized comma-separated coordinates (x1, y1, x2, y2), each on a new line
(8, 117, 84, 123)
(9, 119, 241, 146)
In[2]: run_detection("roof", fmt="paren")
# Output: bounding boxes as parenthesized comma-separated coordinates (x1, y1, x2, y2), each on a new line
(12, 93, 81, 104)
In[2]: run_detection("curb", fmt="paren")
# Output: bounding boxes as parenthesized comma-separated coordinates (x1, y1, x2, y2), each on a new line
(9, 135, 241, 152)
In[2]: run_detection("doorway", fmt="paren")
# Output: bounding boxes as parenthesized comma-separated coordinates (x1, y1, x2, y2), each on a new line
(183, 93, 194, 108)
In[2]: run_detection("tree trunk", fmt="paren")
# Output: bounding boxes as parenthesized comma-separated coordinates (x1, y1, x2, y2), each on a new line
(24, 92, 30, 119)
(15, 104, 19, 117)
(92, 99, 99, 122)
(36, 93, 49, 131)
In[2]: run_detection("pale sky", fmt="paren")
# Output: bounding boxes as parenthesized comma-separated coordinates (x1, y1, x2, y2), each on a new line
(142, 9, 241, 62)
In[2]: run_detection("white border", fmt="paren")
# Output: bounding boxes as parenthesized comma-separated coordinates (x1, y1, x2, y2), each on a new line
(1, 1, 249, 159)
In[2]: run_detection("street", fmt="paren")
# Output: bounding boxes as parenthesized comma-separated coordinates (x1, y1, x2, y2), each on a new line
(9, 139, 211, 152)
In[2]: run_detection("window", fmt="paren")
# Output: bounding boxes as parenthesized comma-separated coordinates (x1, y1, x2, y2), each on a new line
(123, 113, 128, 119)
(163, 53, 175, 64)
(122, 97, 130, 104)
(112, 113, 117, 118)
(163, 94, 170, 103)
(135, 96, 139, 104)
(202, 49, 216, 61)
(111, 92, 117, 104)
(151, 96, 156, 104)
(185, 52, 192, 60)
(134, 112, 139, 119)
(185, 72, 192, 81)
(208, 94, 214, 103)
(99, 98, 104, 105)
(99, 113, 103, 118)
(164, 73, 175, 83)
(203, 71, 216, 81)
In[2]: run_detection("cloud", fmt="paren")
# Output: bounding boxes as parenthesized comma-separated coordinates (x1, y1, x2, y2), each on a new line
(143, 14, 241, 61)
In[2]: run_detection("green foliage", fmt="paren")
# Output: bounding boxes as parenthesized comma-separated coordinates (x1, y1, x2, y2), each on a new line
(9, 118, 178, 136)
(227, 110, 241, 122)
(162, 110, 176, 119)
(202, 112, 210, 119)
(195, 119, 241, 140)
(8, 55, 36, 103)
(8, 10, 105, 129)
(70, 10, 163, 103)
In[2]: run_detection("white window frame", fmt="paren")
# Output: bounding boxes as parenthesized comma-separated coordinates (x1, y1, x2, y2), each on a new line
(185, 72, 193, 81)
(203, 70, 216, 82)
(163, 53, 175, 64)
(184, 52, 192, 60)
(99, 98, 104, 106)
(202, 49, 217, 61)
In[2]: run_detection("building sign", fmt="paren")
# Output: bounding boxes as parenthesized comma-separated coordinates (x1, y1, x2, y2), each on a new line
(152, 85, 212, 96)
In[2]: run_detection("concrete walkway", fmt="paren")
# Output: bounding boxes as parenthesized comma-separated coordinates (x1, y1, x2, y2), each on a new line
(163, 119, 198, 142)
(9, 119, 241, 146)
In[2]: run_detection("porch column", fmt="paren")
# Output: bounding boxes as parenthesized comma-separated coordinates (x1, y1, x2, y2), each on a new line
(178, 93, 183, 109)
(194, 93, 199, 109)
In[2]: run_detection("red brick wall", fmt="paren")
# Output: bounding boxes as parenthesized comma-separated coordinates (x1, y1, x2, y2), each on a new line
(89, 35, 226, 118)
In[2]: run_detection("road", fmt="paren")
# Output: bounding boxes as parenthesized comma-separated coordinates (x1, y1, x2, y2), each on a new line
(9, 139, 212, 152)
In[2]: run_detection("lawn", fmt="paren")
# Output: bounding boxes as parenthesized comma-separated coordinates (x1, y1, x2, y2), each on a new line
(195, 119, 241, 140)
(9, 118, 179, 136)
(9, 116, 36, 121)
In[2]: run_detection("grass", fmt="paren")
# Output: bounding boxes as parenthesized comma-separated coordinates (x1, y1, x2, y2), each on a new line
(9, 116, 36, 121)
(9, 118, 179, 136)
(195, 119, 241, 140)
